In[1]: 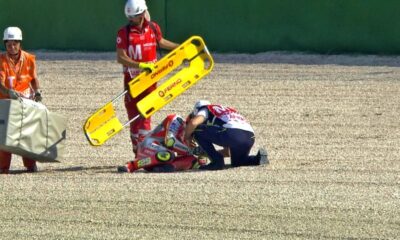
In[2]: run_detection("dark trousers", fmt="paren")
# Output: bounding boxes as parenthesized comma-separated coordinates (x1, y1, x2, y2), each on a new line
(193, 125, 258, 168)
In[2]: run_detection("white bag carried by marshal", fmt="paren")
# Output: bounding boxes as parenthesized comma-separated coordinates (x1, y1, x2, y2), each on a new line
(0, 98, 67, 162)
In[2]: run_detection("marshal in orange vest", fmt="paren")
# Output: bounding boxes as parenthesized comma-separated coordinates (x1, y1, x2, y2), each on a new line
(0, 50, 37, 99)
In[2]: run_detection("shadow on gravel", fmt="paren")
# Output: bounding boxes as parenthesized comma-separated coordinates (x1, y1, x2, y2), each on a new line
(52, 166, 117, 173)
(9, 166, 119, 174)
(5, 170, 38, 175)
(35, 164, 238, 174)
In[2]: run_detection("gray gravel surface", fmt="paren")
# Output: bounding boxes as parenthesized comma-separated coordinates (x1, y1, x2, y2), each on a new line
(1, 52, 399, 239)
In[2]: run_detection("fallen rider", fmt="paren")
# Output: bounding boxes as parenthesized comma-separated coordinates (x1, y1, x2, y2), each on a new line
(117, 114, 206, 173)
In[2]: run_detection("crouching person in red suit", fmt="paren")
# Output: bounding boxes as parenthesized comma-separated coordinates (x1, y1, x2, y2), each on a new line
(118, 114, 206, 173)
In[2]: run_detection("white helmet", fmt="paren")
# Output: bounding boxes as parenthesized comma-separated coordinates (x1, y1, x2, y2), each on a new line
(3, 27, 22, 41)
(193, 100, 210, 115)
(125, 0, 148, 19)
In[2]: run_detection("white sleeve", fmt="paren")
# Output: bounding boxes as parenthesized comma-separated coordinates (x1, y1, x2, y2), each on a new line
(196, 108, 208, 119)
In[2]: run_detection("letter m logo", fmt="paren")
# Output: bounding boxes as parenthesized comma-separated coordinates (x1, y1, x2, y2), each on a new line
(128, 44, 142, 60)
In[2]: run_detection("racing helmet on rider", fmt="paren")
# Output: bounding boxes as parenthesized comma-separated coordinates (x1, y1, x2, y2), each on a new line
(164, 114, 186, 145)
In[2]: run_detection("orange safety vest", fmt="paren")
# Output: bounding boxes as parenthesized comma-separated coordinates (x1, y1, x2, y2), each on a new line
(0, 50, 37, 99)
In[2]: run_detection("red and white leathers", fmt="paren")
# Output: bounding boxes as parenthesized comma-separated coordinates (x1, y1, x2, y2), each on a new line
(116, 20, 162, 153)
(206, 104, 254, 133)
(124, 114, 205, 172)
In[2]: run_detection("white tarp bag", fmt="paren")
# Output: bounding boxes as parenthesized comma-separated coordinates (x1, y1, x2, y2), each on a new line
(0, 99, 67, 162)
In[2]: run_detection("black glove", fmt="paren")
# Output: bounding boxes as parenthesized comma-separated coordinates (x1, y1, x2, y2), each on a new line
(34, 90, 42, 102)
(192, 146, 206, 156)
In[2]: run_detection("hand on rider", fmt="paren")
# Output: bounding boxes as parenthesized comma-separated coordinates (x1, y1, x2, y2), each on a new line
(191, 146, 206, 156)
(184, 136, 196, 149)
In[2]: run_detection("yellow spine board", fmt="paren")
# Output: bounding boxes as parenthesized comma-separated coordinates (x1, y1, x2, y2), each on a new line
(83, 102, 124, 146)
(128, 36, 208, 98)
(137, 50, 214, 118)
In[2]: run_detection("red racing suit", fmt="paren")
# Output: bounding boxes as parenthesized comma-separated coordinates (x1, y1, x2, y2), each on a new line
(116, 20, 163, 153)
(124, 114, 205, 172)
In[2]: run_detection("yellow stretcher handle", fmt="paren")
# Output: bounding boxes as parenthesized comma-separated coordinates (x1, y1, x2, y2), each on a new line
(84, 96, 126, 146)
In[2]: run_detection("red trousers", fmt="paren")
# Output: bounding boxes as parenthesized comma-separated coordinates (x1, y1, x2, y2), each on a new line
(0, 150, 36, 173)
(124, 80, 157, 153)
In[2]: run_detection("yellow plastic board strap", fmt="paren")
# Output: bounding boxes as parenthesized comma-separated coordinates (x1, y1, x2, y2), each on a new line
(83, 99, 124, 146)
(128, 36, 212, 98)
(137, 45, 214, 118)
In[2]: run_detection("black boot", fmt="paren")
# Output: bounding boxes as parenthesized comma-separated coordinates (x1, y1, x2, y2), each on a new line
(256, 148, 269, 165)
